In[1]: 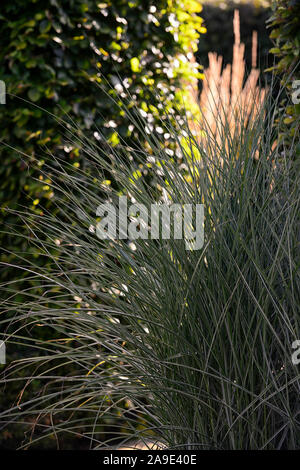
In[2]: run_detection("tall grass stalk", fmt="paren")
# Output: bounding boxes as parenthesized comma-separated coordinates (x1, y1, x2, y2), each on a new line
(0, 82, 299, 449)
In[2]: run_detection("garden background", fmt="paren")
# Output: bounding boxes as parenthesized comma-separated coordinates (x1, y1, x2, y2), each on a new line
(0, 0, 299, 449)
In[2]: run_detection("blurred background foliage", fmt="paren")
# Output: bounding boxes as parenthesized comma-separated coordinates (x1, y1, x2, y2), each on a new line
(1, 0, 298, 449)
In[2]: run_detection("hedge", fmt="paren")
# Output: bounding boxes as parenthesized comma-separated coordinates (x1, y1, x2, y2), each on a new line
(0, 0, 205, 286)
(196, 0, 273, 84)
(0, 0, 204, 221)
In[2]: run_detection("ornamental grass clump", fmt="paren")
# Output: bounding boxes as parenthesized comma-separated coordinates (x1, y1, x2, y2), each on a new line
(199, 10, 267, 149)
(0, 82, 299, 449)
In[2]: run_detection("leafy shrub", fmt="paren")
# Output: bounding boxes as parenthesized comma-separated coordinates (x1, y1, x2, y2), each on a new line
(267, 0, 300, 145)
(200, 9, 267, 145)
(1, 82, 299, 449)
